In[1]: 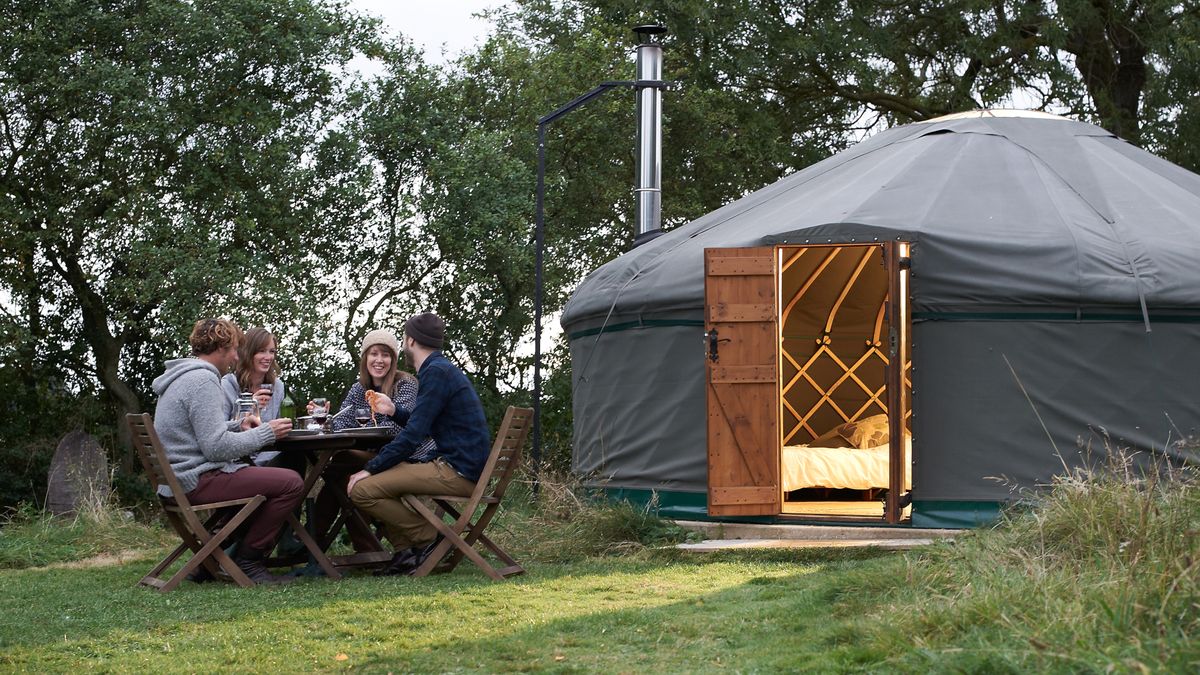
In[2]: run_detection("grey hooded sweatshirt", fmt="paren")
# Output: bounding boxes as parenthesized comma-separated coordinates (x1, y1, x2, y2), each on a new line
(152, 358, 276, 497)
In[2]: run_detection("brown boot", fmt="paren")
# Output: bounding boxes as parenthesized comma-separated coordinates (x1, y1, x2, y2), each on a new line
(233, 552, 294, 585)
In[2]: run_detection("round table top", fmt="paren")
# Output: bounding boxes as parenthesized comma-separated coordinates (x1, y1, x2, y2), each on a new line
(270, 429, 392, 451)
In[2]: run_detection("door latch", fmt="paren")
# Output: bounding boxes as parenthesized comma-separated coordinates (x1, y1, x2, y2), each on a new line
(704, 329, 730, 362)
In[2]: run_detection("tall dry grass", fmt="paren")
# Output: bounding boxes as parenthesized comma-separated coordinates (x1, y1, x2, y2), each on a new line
(492, 470, 695, 563)
(849, 448, 1200, 672)
(0, 476, 171, 569)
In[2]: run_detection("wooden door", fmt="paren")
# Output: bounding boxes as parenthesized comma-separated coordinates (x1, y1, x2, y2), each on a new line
(883, 241, 911, 524)
(705, 247, 780, 516)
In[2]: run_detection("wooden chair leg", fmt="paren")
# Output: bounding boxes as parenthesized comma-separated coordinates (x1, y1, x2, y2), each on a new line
(405, 498, 505, 581)
(141, 541, 189, 585)
(285, 513, 342, 579)
(427, 502, 521, 577)
(472, 532, 524, 576)
(451, 506, 523, 576)
(141, 515, 206, 589)
(162, 504, 261, 591)
(428, 502, 470, 572)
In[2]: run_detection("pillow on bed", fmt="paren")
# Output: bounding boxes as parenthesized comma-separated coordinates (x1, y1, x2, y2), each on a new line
(809, 425, 855, 448)
(843, 413, 890, 449)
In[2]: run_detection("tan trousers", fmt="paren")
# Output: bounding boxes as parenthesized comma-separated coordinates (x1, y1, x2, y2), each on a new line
(349, 459, 475, 549)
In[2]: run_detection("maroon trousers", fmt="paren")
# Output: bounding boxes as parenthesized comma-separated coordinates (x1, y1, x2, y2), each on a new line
(187, 466, 304, 555)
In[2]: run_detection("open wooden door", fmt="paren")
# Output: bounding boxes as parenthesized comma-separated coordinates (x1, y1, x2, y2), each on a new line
(705, 247, 780, 516)
(883, 241, 911, 524)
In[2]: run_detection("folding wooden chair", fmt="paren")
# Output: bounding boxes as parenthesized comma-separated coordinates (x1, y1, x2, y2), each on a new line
(128, 412, 343, 590)
(404, 406, 533, 580)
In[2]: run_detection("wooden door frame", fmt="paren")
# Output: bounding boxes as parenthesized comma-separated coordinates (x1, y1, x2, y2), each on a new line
(705, 242, 912, 523)
(882, 241, 910, 524)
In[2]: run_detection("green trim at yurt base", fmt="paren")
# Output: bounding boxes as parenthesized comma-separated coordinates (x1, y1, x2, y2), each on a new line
(596, 487, 710, 520)
(592, 487, 1002, 529)
(910, 501, 1003, 529)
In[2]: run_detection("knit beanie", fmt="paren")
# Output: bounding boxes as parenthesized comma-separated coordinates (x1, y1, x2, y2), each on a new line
(404, 312, 445, 350)
(360, 329, 400, 357)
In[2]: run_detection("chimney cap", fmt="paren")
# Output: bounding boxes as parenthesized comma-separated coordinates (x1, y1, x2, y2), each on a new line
(633, 24, 667, 44)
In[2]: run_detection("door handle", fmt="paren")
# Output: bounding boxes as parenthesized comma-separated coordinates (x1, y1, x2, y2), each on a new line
(704, 329, 730, 362)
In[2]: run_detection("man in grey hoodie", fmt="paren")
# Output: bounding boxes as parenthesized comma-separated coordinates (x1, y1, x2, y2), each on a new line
(153, 318, 300, 585)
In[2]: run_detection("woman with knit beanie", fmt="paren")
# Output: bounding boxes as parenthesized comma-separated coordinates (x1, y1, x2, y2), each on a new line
(310, 329, 436, 552)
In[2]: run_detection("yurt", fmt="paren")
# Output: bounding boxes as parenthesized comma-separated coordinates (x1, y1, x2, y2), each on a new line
(560, 110, 1200, 528)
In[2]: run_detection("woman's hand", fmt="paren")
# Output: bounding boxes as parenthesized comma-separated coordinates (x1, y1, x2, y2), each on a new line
(239, 414, 262, 431)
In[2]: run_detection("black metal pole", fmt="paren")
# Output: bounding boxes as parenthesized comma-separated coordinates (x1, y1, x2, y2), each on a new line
(531, 82, 631, 482)
(533, 122, 546, 480)
(530, 76, 673, 488)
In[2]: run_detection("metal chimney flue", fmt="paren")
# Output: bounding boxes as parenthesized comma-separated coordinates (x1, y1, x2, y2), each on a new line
(632, 24, 667, 248)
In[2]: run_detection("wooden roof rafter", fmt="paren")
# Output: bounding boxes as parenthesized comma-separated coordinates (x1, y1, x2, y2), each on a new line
(780, 247, 807, 273)
(780, 247, 843, 327)
(823, 246, 876, 335)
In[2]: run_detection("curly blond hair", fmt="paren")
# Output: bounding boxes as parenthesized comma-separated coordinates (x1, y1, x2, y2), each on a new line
(189, 318, 243, 356)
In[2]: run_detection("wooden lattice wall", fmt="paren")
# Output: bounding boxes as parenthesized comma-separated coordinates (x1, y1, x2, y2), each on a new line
(779, 245, 912, 445)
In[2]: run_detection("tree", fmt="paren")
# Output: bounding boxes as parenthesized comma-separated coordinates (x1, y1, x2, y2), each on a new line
(320, 43, 450, 364)
(326, 43, 539, 423)
(0, 0, 377, 429)
(506, 0, 1200, 166)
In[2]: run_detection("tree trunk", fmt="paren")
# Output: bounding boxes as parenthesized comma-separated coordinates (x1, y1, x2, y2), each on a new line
(1064, 2, 1147, 143)
(96, 351, 143, 474)
(56, 252, 144, 472)
(19, 247, 40, 430)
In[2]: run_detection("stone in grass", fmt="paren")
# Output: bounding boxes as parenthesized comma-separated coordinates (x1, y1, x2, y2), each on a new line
(46, 430, 110, 516)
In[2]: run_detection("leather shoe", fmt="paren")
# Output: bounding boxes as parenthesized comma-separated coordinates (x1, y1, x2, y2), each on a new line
(187, 564, 215, 584)
(234, 553, 294, 585)
(403, 537, 445, 576)
(374, 537, 447, 577)
(374, 546, 421, 577)
(411, 537, 444, 571)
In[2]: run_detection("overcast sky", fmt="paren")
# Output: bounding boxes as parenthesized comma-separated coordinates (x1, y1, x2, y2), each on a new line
(347, 0, 509, 64)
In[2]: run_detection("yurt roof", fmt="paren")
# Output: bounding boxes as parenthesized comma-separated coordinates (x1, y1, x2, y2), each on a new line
(561, 111, 1200, 331)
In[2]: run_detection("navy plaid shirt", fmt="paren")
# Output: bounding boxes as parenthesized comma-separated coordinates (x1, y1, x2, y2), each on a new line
(365, 352, 491, 482)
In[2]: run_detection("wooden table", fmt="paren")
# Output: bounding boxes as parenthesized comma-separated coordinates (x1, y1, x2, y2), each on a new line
(269, 429, 394, 572)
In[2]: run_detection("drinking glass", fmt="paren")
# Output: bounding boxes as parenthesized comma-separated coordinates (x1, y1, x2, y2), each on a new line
(255, 382, 272, 411)
(354, 407, 372, 427)
(311, 403, 329, 432)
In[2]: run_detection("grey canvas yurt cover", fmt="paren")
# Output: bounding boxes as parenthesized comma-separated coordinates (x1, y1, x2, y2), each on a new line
(561, 110, 1200, 512)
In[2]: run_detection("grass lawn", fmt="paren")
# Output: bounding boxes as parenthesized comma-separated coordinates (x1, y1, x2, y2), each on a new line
(0, 546, 902, 673)
(1, 461, 1197, 673)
